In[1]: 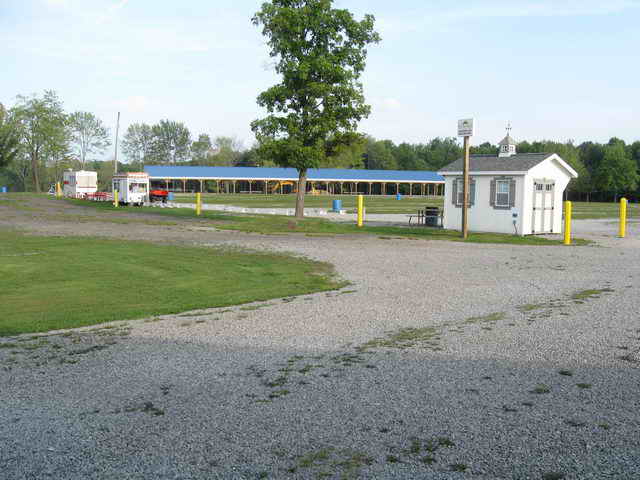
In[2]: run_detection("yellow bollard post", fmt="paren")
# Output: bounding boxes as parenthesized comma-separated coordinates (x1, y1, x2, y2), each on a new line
(114, 189, 119, 208)
(357, 194, 364, 227)
(196, 192, 201, 216)
(619, 198, 627, 238)
(563, 201, 572, 245)
(56, 182, 62, 199)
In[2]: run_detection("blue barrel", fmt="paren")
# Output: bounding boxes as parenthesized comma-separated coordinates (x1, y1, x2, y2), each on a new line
(396, 193, 402, 200)
(1, 186, 7, 193)
(167, 192, 174, 201)
(332, 199, 342, 212)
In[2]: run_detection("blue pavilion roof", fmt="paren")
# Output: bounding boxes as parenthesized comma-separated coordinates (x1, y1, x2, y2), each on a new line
(144, 166, 444, 183)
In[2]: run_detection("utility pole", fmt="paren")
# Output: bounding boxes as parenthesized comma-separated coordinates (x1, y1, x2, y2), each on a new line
(462, 135, 470, 239)
(457, 118, 475, 239)
(114, 111, 120, 176)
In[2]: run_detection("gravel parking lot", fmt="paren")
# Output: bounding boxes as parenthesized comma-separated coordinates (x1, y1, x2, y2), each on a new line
(1, 198, 639, 479)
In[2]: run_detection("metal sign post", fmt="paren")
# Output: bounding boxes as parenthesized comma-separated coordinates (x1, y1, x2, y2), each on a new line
(457, 119, 475, 239)
(114, 112, 120, 176)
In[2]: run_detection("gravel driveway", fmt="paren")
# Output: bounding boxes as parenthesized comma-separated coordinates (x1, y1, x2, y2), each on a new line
(1, 198, 639, 479)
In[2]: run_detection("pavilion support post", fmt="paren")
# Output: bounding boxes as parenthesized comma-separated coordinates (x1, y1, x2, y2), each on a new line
(200, 180, 204, 193)
(233, 180, 237, 194)
(165, 179, 169, 190)
(396, 183, 399, 195)
(369, 182, 372, 195)
(265, 180, 268, 194)
(410, 183, 413, 196)
(182, 180, 186, 192)
(340, 182, 343, 194)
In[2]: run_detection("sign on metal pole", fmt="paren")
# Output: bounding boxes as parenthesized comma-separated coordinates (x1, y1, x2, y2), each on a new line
(457, 118, 475, 137)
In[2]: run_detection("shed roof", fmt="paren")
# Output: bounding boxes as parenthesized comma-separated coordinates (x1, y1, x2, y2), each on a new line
(144, 166, 444, 183)
(498, 134, 518, 146)
(438, 153, 554, 174)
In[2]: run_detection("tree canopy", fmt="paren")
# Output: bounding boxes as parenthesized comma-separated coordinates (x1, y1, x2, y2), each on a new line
(69, 111, 111, 168)
(0, 103, 21, 170)
(11, 91, 69, 192)
(251, 0, 380, 217)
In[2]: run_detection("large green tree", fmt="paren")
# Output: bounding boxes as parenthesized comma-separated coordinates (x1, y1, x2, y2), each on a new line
(519, 140, 591, 199)
(151, 120, 191, 164)
(0, 103, 21, 169)
(366, 138, 397, 170)
(595, 142, 638, 201)
(11, 91, 69, 192)
(323, 135, 366, 169)
(251, 0, 380, 218)
(191, 133, 214, 164)
(121, 123, 155, 167)
(69, 111, 111, 168)
(210, 136, 243, 166)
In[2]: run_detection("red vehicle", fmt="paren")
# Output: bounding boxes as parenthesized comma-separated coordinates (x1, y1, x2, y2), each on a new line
(150, 189, 169, 203)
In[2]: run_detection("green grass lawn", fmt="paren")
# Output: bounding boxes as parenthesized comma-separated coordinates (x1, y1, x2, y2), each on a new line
(171, 193, 443, 214)
(65, 199, 588, 246)
(0, 230, 345, 336)
(569, 201, 639, 220)
(168, 193, 638, 219)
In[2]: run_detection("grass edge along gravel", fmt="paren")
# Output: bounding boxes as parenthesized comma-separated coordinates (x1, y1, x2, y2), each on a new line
(0, 230, 346, 336)
(65, 199, 591, 246)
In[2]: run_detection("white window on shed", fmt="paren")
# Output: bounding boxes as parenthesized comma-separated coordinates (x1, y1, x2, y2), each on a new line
(496, 180, 510, 207)
(452, 178, 476, 207)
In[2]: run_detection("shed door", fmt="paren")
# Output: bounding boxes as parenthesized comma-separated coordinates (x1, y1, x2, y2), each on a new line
(531, 180, 555, 234)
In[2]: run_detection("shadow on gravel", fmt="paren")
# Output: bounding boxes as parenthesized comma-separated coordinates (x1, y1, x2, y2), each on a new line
(2, 333, 638, 480)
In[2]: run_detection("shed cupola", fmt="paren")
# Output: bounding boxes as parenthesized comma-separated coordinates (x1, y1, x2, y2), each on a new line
(498, 122, 517, 158)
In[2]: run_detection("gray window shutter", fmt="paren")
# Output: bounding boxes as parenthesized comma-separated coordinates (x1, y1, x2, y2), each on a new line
(469, 179, 476, 206)
(509, 179, 516, 207)
(452, 178, 458, 205)
(489, 179, 496, 207)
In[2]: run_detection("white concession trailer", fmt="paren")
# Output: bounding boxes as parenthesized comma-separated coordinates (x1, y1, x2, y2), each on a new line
(112, 172, 150, 205)
(63, 170, 98, 198)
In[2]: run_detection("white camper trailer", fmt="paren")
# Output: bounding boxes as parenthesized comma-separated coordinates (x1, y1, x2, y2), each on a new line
(112, 172, 149, 206)
(63, 170, 98, 198)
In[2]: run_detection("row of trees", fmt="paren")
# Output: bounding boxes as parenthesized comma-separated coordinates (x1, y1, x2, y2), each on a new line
(121, 122, 246, 168)
(361, 137, 640, 201)
(0, 90, 251, 191)
(1, 91, 638, 201)
(0, 91, 110, 192)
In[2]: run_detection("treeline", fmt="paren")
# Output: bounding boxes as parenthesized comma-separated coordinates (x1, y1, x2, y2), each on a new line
(1, 90, 638, 200)
(361, 137, 640, 201)
(0, 91, 112, 192)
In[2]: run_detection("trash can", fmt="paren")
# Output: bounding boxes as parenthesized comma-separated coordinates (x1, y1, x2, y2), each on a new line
(332, 199, 342, 212)
(1, 186, 7, 193)
(167, 192, 174, 201)
(396, 193, 402, 200)
(424, 207, 440, 227)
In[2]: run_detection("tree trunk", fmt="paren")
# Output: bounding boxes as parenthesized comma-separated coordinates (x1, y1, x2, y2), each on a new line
(295, 169, 307, 219)
(31, 151, 40, 192)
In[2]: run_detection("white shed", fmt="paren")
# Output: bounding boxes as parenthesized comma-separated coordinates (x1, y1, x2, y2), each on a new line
(438, 135, 578, 236)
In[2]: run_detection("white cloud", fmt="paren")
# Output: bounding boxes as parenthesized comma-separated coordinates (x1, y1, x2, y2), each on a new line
(378, 97, 402, 111)
(43, 0, 71, 7)
(114, 95, 151, 113)
(380, 0, 640, 34)
(449, 0, 638, 19)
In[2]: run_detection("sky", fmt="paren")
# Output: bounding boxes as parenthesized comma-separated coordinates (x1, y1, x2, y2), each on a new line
(1, 0, 639, 154)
